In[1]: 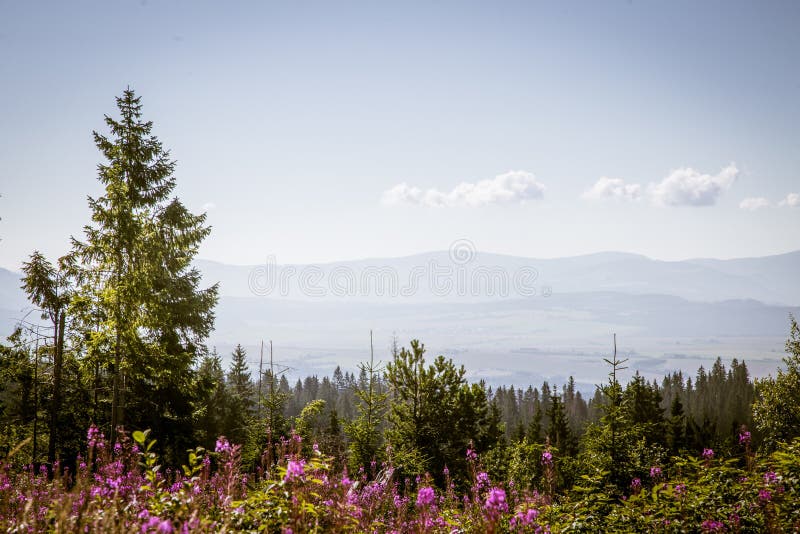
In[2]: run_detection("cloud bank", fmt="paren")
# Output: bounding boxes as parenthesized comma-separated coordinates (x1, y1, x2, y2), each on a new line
(582, 176, 642, 201)
(650, 164, 738, 206)
(584, 163, 739, 207)
(779, 192, 799, 208)
(739, 197, 769, 211)
(382, 171, 545, 207)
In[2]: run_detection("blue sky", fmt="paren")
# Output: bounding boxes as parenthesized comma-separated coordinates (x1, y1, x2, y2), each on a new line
(1, 0, 799, 270)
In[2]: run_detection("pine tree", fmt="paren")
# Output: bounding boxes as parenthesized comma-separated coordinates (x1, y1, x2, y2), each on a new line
(346, 332, 388, 473)
(227, 345, 254, 414)
(195, 351, 228, 449)
(527, 401, 543, 443)
(753, 316, 800, 449)
(21, 252, 72, 465)
(385, 339, 497, 483)
(70, 89, 218, 459)
(666, 395, 686, 453)
(546, 393, 572, 455)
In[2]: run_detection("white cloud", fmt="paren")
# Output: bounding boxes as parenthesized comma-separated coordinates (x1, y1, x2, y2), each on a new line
(779, 192, 800, 208)
(582, 176, 642, 201)
(202, 202, 217, 212)
(381, 171, 546, 207)
(739, 197, 769, 211)
(649, 163, 738, 206)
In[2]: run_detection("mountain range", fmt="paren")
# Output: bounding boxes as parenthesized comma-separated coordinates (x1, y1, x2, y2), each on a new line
(2, 250, 798, 386)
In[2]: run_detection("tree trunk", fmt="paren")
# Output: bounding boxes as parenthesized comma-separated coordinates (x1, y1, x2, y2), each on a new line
(47, 312, 66, 466)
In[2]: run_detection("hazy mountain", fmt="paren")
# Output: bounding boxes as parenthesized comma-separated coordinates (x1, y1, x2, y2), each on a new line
(196, 249, 800, 305)
(2, 251, 798, 384)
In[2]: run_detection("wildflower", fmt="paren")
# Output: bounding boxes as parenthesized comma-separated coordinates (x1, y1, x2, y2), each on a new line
(510, 508, 540, 528)
(738, 431, 751, 445)
(541, 450, 553, 466)
(763, 471, 778, 484)
(87, 425, 105, 449)
(674, 483, 687, 496)
(477, 471, 490, 486)
(284, 459, 305, 482)
(312, 442, 320, 454)
(485, 487, 508, 513)
(759, 489, 772, 502)
(701, 519, 724, 532)
(630, 478, 642, 491)
(215, 437, 231, 454)
(416, 486, 435, 508)
(650, 466, 662, 479)
(157, 520, 173, 533)
(702, 448, 714, 460)
(466, 447, 478, 462)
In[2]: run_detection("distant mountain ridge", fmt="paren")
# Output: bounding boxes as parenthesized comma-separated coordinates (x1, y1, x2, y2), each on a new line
(1, 250, 797, 383)
(195, 249, 800, 306)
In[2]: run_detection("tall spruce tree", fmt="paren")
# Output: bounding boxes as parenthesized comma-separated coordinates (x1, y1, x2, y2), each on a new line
(70, 89, 218, 459)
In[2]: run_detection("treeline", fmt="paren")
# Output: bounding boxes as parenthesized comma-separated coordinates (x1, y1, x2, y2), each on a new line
(175, 343, 758, 473)
(1, 315, 792, 494)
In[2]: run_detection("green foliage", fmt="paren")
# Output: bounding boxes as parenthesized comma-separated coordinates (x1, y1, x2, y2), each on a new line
(69, 89, 218, 462)
(385, 340, 499, 484)
(346, 339, 388, 473)
(753, 314, 800, 449)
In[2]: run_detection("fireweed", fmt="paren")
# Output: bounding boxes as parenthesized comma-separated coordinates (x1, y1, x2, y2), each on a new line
(0, 429, 799, 532)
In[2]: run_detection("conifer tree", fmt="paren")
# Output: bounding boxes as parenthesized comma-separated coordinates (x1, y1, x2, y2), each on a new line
(346, 332, 387, 473)
(546, 393, 572, 455)
(70, 89, 218, 457)
(753, 316, 800, 449)
(21, 252, 72, 465)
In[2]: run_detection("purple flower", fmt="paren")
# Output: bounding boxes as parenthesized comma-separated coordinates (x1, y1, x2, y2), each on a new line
(215, 437, 231, 454)
(738, 431, 751, 445)
(701, 519, 725, 532)
(157, 520, 173, 533)
(702, 448, 715, 460)
(541, 450, 553, 466)
(763, 471, 778, 484)
(759, 489, 772, 502)
(87, 425, 105, 449)
(650, 466, 662, 479)
(466, 448, 478, 461)
(416, 486, 435, 508)
(284, 459, 305, 482)
(510, 508, 540, 528)
(477, 471, 490, 486)
(484, 487, 508, 513)
(674, 483, 687, 496)
(630, 478, 642, 491)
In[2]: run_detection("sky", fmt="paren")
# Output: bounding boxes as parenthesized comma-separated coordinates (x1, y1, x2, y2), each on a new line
(1, 0, 799, 272)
